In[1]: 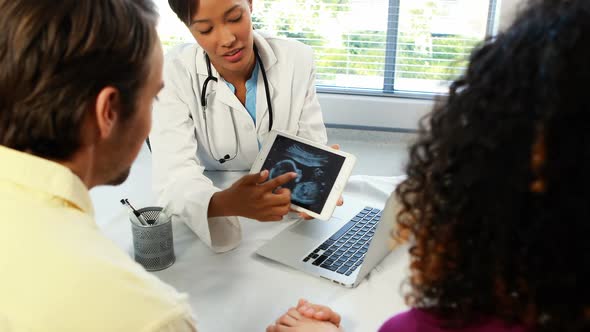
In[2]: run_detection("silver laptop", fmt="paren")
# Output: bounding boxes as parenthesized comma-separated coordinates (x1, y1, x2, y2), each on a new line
(256, 196, 397, 288)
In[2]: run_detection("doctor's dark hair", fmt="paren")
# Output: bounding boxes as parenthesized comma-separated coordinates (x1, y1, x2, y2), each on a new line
(168, 0, 196, 25)
(0, 0, 158, 160)
(395, 0, 590, 331)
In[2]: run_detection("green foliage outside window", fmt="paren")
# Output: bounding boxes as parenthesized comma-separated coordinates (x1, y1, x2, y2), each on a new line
(158, 0, 484, 86)
(396, 35, 479, 80)
(251, 0, 481, 84)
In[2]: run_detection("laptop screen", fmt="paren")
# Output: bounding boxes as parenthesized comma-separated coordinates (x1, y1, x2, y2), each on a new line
(261, 134, 345, 214)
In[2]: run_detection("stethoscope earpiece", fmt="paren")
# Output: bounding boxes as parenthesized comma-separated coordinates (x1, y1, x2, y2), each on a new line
(200, 45, 273, 165)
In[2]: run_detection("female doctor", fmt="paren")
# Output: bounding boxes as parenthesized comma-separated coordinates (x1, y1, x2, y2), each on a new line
(150, 0, 334, 252)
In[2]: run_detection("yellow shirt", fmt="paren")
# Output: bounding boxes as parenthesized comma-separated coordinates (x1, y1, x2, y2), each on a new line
(0, 146, 197, 332)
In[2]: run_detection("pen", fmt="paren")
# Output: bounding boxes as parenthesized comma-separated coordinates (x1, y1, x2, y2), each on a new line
(120, 199, 148, 226)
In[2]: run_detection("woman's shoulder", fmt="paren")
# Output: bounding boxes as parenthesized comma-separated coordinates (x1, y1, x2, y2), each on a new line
(255, 31, 313, 59)
(166, 42, 199, 57)
(164, 42, 200, 67)
(159, 42, 202, 83)
(378, 309, 421, 332)
(379, 309, 527, 332)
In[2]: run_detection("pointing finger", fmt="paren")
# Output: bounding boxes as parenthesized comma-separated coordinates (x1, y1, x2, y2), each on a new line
(261, 172, 297, 191)
(241, 170, 269, 185)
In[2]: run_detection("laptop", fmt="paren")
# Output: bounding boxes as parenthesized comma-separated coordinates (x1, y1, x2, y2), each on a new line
(256, 194, 399, 288)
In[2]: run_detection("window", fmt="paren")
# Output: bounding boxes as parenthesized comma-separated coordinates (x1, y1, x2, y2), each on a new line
(155, 1, 193, 50)
(156, 0, 498, 97)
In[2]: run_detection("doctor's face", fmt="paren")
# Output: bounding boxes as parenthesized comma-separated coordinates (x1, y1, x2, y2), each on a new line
(188, 0, 255, 79)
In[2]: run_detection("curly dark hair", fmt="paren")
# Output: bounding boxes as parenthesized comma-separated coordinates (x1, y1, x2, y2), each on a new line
(396, 0, 590, 331)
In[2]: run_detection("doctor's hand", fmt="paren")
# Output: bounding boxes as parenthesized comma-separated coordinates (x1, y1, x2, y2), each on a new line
(208, 170, 297, 221)
(296, 144, 344, 220)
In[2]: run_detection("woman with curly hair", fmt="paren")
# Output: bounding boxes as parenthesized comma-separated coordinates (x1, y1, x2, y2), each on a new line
(267, 0, 590, 331)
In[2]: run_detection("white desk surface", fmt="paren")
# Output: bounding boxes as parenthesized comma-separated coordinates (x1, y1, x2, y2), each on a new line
(90, 136, 411, 332)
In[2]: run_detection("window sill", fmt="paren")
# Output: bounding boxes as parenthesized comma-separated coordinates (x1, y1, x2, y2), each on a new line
(318, 92, 435, 131)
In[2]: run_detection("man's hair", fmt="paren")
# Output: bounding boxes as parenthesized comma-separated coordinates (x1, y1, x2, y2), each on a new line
(396, 0, 590, 331)
(0, 0, 158, 160)
(168, 0, 196, 26)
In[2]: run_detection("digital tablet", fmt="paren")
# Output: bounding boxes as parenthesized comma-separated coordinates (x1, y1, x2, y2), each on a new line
(250, 130, 356, 220)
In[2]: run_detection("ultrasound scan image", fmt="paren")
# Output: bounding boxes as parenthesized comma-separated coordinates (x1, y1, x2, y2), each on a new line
(262, 135, 345, 214)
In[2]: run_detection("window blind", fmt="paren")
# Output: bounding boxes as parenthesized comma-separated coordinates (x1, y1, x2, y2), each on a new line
(156, 0, 498, 96)
(252, 0, 496, 95)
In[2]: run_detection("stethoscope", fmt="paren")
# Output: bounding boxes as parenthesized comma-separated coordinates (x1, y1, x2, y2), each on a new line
(200, 45, 273, 164)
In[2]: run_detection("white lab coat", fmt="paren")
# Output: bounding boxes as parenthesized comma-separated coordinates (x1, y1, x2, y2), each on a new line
(151, 31, 328, 252)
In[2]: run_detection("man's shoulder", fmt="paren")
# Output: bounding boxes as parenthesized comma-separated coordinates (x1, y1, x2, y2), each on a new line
(59, 225, 185, 305)
(0, 213, 191, 331)
(62, 239, 191, 328)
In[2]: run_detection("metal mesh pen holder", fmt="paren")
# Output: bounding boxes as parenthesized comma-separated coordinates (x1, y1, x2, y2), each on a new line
(130, 207, 175, 271)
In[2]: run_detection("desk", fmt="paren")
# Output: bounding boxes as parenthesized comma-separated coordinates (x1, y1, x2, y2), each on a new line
(90, 145, 410, 332)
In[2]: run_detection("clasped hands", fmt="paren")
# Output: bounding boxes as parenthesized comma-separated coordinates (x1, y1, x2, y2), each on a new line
(267, 299, 343, 332)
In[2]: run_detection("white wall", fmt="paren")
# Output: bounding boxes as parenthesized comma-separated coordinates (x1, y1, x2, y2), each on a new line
(320, 0, 524, 131)
(319, 93, 433, 131)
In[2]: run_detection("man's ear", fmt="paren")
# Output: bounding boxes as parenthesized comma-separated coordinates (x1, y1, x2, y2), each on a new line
(94, 86, 121, 140)
(248, 0, 253, 12)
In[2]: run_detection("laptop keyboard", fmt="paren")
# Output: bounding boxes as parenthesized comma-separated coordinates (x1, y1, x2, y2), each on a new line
(302, 207, 381, 276)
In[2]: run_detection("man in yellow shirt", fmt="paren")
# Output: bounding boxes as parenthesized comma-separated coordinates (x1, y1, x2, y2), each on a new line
(0, 0, 198, 330)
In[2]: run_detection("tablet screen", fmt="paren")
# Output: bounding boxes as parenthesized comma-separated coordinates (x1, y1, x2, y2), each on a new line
(262, 134, 345, 214)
